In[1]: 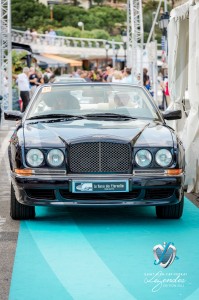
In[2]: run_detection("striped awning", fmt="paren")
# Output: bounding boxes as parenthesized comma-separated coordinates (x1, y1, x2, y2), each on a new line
(42, 54, 82, 67)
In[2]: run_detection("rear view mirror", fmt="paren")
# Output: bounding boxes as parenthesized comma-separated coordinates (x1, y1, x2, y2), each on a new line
(4, 110, 23, 121)
(162, 110, 182, 120)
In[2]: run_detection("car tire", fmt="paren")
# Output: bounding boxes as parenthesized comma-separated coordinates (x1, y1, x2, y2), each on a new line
(156, 196, 184, 219)
(10, 183, 35, 220)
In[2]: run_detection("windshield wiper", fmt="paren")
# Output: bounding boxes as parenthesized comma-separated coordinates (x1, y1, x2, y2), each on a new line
(83, 113, 137, 120)
(27, 114, 85, 120)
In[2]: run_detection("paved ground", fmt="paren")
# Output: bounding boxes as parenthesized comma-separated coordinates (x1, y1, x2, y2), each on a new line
(0, 126, 20, 300)
(185, 192, 199, 208)
(0, 124, 199, 300)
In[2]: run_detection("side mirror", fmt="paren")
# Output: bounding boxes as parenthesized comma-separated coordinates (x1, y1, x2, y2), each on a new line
(0, 95, 3, 101)
(4, 110, 23, 121)
(162, 110, 182, 120)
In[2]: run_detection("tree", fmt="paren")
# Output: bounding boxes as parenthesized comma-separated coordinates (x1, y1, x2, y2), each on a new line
(12, 0, 49, 28)
(12, 50, 27, 73)
(53, 5, 85, 23)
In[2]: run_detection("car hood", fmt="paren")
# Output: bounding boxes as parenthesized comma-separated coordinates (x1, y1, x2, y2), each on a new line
(23, 119, 174, 148)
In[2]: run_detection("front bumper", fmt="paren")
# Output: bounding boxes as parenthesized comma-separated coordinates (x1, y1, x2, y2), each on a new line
(11, 172, 185, 207)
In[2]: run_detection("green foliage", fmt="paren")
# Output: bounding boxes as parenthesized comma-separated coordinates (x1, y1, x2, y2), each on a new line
(56, 26, 82, 38)
(53, 5, 86, 23)
(56, 26, 110, 40)
(90, 29, 110, 40)
(80, 31, 95, 39)
(26, 17, 60, 31)
(11, 0, 49, 28)
(88, 6, 126, 32)
(111, 35, 122, 42)
(12, 2, 126, 35)
(12, 50, 27, 73)
(143, 13, 152, 33)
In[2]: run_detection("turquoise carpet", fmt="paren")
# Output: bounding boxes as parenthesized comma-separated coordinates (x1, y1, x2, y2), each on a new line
(9, 198, 199, 300)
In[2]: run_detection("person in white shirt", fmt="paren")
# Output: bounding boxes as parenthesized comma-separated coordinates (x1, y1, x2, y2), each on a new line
(121, 68, 138, 84)
(112, 70, 123, 83)
(48, 28, 56, 45)
(17, 67, 30, 112)
(31, 29, 38, 43)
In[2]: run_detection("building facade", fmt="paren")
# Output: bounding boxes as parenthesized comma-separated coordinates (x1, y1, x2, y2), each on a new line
(39, 0, 90, 9)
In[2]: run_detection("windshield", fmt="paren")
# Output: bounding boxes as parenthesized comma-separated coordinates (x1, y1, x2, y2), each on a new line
(26, 84, 161, 121)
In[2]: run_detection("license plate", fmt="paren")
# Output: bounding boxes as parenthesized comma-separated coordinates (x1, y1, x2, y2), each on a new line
(72, 180, 129, 193)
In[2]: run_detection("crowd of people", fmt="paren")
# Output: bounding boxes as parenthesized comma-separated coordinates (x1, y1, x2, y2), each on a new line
(68, 67, 140, 84)
(14, 67, 54, 112)
(13, 64, 170, 112)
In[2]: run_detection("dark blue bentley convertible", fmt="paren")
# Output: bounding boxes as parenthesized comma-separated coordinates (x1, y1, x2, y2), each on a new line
(5, 83, 184, 220)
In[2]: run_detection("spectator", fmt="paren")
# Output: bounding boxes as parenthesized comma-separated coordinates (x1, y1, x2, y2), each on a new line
(112, 70, 123, 83)
(143, 68, 149, 86)
(36, 70, 44, 85)
(73, 69, 82, 78)
(29, 67, 38, 98)
(43, 68, 53, 80)
(87, 71, 93, 82)
(106, 67, 114, 83)
(16, 67, 30, 112)
(81, 71, 91, 82)
(49, 28, 56, 45)
(122, 68, 138, 84)
(103, 66, 112, 82)
(31, 29, 38, 43)
(43, 74, 49, 84)
(44, 31, 49, 44)
(24, 28, 31, 41)
(164, 77, 170, 107)
(145, 79, 154, 97)
(159, 73, 170, 110)
(95, 72, 103, 82)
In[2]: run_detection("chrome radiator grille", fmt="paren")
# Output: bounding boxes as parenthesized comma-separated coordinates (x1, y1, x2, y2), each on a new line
(69, 142, 131, 173)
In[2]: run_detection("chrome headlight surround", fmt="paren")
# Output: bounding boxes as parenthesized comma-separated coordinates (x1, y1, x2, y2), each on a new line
(26, 149, 44, 167)
(155, 149, 172, 167)
(47, 149, 64, 167)
(135, 149, 152, 167)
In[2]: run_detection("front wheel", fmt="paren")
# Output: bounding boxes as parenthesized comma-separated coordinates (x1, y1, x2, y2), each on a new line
(156, 196, 184, 219)
(10, 183, 35, 220)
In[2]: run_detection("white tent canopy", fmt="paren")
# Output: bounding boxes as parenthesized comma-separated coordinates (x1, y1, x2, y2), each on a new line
(168, 7, 189, 135)
(168, 0, 199, 192)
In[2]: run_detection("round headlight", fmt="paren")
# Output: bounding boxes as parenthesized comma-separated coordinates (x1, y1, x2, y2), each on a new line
(47, 149, 64, 167)
(26, 149, 44, 167)
(155, 149, 172, 167)
(135, 150, 152, 167)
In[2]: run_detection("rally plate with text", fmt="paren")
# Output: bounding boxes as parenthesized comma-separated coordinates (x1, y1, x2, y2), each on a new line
(72, 180, 129, 193)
